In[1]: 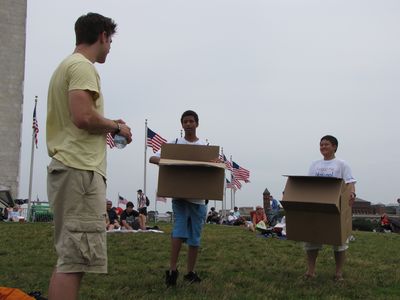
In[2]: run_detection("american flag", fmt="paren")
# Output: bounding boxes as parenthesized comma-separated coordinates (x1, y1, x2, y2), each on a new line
(232, 161, 250, 182)
(147, 128, 167, 153)
(118, 195, 128, 205)
(219, 154, 233, 171)
(231, 175, 242, 190)
(106, 133, 115, 149)
(32, 101, 39, 148)
(226, 179, 237, 191)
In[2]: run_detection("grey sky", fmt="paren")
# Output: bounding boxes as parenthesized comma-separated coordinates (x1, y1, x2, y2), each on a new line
(19, 0, 400, 211)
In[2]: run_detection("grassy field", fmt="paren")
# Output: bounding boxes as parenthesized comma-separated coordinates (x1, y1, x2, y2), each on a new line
(0, 222, 400, 300)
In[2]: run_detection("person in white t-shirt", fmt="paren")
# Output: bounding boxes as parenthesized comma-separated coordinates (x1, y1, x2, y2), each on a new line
(227, 210, 237, 224)
(304, 135, 356, 281)
(7, 205, 23, 222)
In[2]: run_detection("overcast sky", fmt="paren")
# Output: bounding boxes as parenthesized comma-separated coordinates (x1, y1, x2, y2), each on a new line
(19, 0, 400, 212)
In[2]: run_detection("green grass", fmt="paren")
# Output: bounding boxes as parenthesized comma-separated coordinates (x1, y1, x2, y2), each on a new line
(1, 222, 400, 299)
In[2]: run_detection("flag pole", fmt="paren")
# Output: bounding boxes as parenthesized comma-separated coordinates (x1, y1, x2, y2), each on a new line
(232, 158, 236, 208)
(230, 155, 234, 210)
(231, 182, 233, 210)
(209, 139, 215, 208)
(154, 190, 158, 224)
(222, 187, 225, 219)
(144, 119, 148, 196)
(221, 147, 225, 218)
(27, 96, 38, 221)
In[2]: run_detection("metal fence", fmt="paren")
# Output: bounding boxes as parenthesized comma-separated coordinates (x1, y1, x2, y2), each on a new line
(16, 205, 53, 223)
(147, 211, 173, 223)
(30, 204, 53, 222)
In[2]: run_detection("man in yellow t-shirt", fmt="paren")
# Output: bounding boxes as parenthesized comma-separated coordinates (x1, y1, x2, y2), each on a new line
(46, 13, 132, 300)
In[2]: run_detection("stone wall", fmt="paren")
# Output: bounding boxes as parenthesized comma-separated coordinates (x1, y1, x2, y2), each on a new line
(0, 0, 27, 198)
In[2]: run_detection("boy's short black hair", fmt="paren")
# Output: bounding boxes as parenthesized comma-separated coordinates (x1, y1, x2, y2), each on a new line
(181, 110, 199, 124)
(75, 12, 117, 45)
(320, 135, 338, 152)
(126, 201, 134, 208)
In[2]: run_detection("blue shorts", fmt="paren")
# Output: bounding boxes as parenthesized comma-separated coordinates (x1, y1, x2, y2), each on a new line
(172, 199, 207, 247)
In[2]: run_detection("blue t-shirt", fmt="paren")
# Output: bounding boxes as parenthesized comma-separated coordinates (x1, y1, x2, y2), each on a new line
(271, 199, 280, 212)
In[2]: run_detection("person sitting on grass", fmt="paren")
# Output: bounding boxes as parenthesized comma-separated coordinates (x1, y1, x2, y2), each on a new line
(248, 206, 268, 232)
(7, 205, 24, 222)
(380, 213, 391, 231)
(206, 207, 220, 224)
(120, 202, 141, 230)
(106, 200, 120, 231)
(226, 210, 237, 225)
(226, 209, 246, 226)
(232, 206, 246, 225)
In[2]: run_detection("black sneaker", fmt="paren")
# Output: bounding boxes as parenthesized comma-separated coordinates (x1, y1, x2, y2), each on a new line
(183, 271, 201, 284)
(165, 269, 179, 287)
(28, 291, 47, 300)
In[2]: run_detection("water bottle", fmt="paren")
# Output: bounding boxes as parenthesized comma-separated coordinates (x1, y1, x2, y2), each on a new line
(113, 134, 127, 149)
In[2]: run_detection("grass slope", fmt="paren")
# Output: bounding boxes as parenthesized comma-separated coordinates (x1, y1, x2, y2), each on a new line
(0, 223, 399, 299)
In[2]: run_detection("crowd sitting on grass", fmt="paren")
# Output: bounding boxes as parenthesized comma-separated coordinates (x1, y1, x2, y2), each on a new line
(105, 188, 152, 231)
(205, 189, 284, 231)
(106, 200, 161, 232)
(206, 205, 270, 229)
(106, 201, 146, 231)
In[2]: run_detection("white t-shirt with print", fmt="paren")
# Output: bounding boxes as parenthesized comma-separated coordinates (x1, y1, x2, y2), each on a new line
(308, 158, 356, 184)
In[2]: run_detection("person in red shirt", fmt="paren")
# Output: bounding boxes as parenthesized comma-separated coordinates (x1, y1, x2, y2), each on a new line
(380, 214, 391, 231)
(248, 206, 268, 232)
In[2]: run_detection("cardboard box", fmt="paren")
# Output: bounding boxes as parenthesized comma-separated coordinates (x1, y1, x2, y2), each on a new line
(281, 176, 352, 246)
(157, 144, 225, 200)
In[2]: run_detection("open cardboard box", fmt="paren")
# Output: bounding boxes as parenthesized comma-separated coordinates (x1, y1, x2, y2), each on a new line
(156, 144, 225, 200)
(281, 176, 352, 246)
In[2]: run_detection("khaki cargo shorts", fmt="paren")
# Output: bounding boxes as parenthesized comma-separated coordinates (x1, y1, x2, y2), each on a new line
(47, 159, 107, 273)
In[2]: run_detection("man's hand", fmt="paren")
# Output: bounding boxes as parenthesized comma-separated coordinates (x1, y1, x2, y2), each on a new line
(349, 192, 356, 207)
(149, 156, 160, 165)
(211, 156, 223, 163)
(114, 119, 133, 144)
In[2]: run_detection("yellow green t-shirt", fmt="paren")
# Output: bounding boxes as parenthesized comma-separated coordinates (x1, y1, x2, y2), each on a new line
(47, 53, 107, 177)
